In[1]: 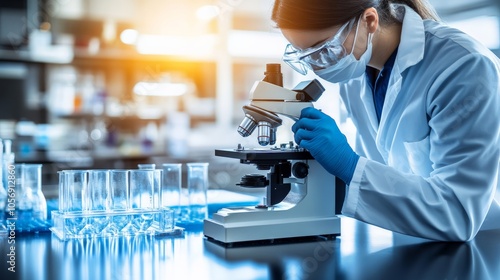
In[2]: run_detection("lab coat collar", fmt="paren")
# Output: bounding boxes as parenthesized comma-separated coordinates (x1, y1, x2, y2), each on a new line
(360, 4, 425, 124)
(342, 4, 428, 159)
(374, 5, 426, 160)
(392, 4, 426, 73)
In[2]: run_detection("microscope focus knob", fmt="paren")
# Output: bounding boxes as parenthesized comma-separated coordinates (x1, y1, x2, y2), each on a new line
(292, 162, 309, 179)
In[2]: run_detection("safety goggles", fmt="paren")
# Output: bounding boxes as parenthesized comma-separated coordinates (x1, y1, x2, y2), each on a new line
(282, 17, 357, 75)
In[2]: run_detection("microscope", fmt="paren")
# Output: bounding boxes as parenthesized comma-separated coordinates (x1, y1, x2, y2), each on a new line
(204, 64, 344, 245)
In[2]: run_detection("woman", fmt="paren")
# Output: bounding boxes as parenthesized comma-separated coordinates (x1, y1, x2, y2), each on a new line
(272, 0, 500, 241)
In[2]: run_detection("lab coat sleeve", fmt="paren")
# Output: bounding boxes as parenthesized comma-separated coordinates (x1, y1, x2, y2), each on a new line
(342, 53, 500, 241)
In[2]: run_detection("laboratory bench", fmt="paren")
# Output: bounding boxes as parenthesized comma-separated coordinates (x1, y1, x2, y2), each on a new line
(2, 191, 500, 280)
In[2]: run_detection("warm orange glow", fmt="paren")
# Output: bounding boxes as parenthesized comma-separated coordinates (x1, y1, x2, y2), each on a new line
(133, 82, 189, 96)
(228, 30, 288, 58)
(135, 34, 216, 57)
(120, 29, 139, 45)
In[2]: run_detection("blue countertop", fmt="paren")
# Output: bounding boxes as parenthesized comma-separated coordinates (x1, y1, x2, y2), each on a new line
(1, 190, 500, 280)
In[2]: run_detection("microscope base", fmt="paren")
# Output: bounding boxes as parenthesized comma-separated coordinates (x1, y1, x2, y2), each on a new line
(204, 213, 341, 245)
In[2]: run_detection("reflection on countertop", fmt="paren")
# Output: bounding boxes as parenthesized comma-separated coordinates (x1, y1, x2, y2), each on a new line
(2, 217, 500, 280)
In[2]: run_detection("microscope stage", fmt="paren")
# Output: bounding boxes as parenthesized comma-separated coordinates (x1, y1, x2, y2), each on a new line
(215, 148, 313, 161)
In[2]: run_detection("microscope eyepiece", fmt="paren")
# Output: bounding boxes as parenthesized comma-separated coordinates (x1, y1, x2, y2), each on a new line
(263, 63, 283, 87)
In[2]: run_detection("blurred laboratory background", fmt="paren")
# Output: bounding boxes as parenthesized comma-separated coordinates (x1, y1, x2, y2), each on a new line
(0, 0, 499, 198)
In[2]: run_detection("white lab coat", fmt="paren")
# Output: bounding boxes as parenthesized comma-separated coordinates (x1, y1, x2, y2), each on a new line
(339, 5, 500, 241)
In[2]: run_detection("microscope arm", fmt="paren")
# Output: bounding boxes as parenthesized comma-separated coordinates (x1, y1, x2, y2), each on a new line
(249, 80, 319, 120)
(238, 80, 324, 146)
(250, 80, 299, 100)
(251, 101, 313, 121)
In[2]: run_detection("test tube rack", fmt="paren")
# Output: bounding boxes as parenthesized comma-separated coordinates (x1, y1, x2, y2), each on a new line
(50, 207, 179, 240)
(50, 168, 184, 241)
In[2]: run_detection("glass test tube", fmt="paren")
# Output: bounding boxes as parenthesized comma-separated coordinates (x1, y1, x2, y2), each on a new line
(14, 164, 30, 229)
(160, 163, 182, 209)
(137, 164, 161, 208)
(86, 170, 109, 212)
(22, 164, 46, 221)
(59, 170, 87, 213)
(129, 169, 155, 210)
(96, 169, 130, 236)
(58, 170, 88, 235)
(108, 170, 129, 211)
(187, 162, 209, 223)
(138, 163, 156, 170)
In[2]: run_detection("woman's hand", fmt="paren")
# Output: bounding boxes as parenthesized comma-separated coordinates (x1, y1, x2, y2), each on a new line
(292, 107, 359, 184)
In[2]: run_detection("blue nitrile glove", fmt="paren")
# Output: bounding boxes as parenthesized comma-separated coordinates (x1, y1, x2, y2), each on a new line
(292, 107, 359, 184)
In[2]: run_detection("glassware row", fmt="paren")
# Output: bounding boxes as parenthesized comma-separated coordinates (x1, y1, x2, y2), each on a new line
(53, 167, 181, 240)
(58, 168, 169, 213)
(50, 207, 178, 240)
(51, 162, 208, 240)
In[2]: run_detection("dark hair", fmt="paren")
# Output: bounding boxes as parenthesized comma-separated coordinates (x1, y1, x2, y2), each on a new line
(271, 0, 440, 30)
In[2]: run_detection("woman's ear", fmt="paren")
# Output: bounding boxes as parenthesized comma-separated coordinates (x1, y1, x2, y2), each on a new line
(363, 7, 379, 34)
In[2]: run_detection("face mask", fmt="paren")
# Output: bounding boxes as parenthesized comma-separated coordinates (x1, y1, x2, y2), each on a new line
(315, 18, 373, 83)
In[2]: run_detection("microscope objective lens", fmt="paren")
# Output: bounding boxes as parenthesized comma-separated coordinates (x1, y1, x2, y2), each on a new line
(270, 128, 277, 145)
(258, 121, 272, 146)
(237, 115, 258, 137)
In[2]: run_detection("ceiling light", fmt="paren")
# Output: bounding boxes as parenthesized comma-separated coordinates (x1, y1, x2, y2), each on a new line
(120, 29, 139, 45)
(196, 5, 220, 21)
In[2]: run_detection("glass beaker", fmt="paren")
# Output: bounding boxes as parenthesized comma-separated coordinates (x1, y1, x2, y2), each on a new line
(59, 170, 87, 213)
(86, 170, 109, 212)
(138, 163, 156, 170)
(161, 163, 182, 216)
(187, 162, 209, 223)
(137, 164, 161, 208)
(103, 169, 129, 235)
(129, 169, 155, 210)
(102, 169, 131, 235)
(129, 169, 155, 233)
(85, 170, 110, 234)
(22, 164, 46, 222)
(108, 170, 129, 211)
(13, 164, 31, 230)
(59, 170, 88, 235)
